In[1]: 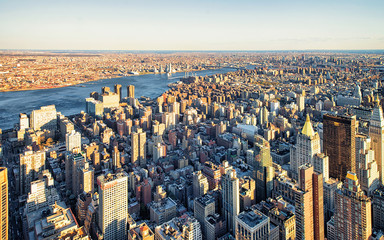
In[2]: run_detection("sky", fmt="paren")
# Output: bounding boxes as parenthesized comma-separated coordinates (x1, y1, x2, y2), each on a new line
(0, 0, 383, 51)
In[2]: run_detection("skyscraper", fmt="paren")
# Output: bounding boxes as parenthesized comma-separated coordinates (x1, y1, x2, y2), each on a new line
(97, 172, 129, 240)
(295, 164, 324, 240)
(253, 135, 274, 202)
(131, 128, 146, 167)
(127, 85, 135, 98)
(0, 168, 8, 240)
(333, 172, 372, 240)
(222, 169, 240, 234)
(369, 99, 384, 185)
(323, 114, 356, 181)
(290, 114, 321, 180)
(114, 84, 122, 102)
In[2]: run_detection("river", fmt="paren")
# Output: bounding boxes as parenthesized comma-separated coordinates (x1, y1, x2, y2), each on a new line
(0, 68, 236, 130)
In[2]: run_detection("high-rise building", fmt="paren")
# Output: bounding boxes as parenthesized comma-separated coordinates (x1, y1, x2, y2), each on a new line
(295, 164, 324, 240)
(149, 197, 177, 225)
(97, 172, 129, 240)
(297, 94, 305, 112)
(372, 187, 384, 232)
(323, 114, 356, 181)
(323, 178, 342, 223)
(19, 113, 29, 130)
(333, 172, 372, 240)
(114, 84, 122, 102)
(194, 194, 215, 238)
(193, 171, 209, 199)
(313, 153, 329, 181)
(131, 128, 146, 167)
(112, 145, 121, 170)
(30, 105, 57, 132)
(369, 100, 384, 185)
(290, 114, 321, 180)
(66, 130, 82, 152)
(252, 135, 274, 202)
(19, 149, 46, 194)
(355, 134, 380, 195)
(0, 168, 8, 240)
(222, 169, 240, 234)
(127, 85, 135, 98)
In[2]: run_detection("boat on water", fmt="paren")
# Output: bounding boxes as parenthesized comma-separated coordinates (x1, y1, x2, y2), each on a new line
(129, 71, 140, 75)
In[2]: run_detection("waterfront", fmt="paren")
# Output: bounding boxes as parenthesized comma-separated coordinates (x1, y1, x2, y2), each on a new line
(0, 68, 235, 129)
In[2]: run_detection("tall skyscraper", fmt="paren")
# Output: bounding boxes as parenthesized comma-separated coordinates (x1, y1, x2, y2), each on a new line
(290, 114, 321, 180)
(297, 94, 305, 112)
(131, 128, 146, 167)
(114, 84, 122, 102)
(295, 164, 324, 240)
(252, 135, 274, 202)
(127, 85, 135, 98)
(334, 172, 372, 240)
(369, 99, 384, 185)
(19, 149, 46, 194)
(97, 172, 129, 240)
(323, 114, 356, 181)
(0, 168, 8, 240)
(194, 194, 215, 238)
(222, 169, 240, 234)
(65, 130, 81, 152)
(112, 145, 121, 170)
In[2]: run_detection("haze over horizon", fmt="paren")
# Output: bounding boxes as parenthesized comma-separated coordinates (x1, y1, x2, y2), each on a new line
(0, 0, 384, 51)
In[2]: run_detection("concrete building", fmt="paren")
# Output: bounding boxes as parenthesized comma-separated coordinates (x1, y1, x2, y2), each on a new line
(235, 208, 278, 240)
(19, 149, 46, 195)
(193, 171, 209, 199)
(155, 215, 202, 240)
(194, 194, 215, 238)
(333, 172, 372, 240)
(131, 128, 146, 167)
(290, 114, 321, 180)
(97, 172, 129, 240)
(222, 169, 240, 234)
(30, 105, 57, 132)
(66, 130, 81, 152)
(128, 222, 154, 240)
(372, 187, 384, 232)
(369, 100, 384, 185)
(149, 197, 177, 225)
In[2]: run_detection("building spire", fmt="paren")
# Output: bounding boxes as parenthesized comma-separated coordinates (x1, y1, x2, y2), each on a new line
(301, 114, 315, 137)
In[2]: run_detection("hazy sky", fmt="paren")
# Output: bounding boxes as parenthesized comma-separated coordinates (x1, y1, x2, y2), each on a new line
(0, 0, 383, 50)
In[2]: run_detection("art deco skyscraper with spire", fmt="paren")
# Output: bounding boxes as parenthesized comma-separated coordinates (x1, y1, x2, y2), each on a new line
(369, 97, 384, 185)
(290, 114, 321, 180)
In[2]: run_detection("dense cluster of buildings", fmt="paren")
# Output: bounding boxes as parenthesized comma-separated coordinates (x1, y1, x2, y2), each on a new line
(0, 52, 384, 239)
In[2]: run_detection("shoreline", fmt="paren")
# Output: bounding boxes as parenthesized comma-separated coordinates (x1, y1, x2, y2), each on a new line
(0, 68, 221, 93)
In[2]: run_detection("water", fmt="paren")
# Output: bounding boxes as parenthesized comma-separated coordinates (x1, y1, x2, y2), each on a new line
(0, 68, 235, 130)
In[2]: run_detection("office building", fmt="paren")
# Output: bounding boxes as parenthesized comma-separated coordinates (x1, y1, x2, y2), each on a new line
(252, 135, 274, 202)
(19, 149, 46, 195)
(205, 214, 227, 240)
(235, 208, 278, 240)
(333, 172, 372, 240)
(114, 84, 122, 102)
(30, 105, 57, 132)
(0, 168, 8, 240)
(194, 194, 215, 238)
(290, 114, 321, 180)
(222, 169, 240, 234)
(131, 128, 146, 167)
(66, 130, 81, 152)
(128, 85, 135, 98)
(149, 197, 177, 225)
(193, 171, 209, 199)
(97, 172, 129, 240)
(297, 94, 305, 112)
(323, 178, 342, 223)
(372, 187, 384, 232)
(323, 114, 356, 181)
(369, 99, 384, 185)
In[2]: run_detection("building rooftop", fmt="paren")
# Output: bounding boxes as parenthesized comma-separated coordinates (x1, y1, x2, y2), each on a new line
(237, 209, 268, 228)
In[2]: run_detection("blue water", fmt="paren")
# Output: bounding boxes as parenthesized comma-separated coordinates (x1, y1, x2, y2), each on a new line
(0, 68, 235, 129)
